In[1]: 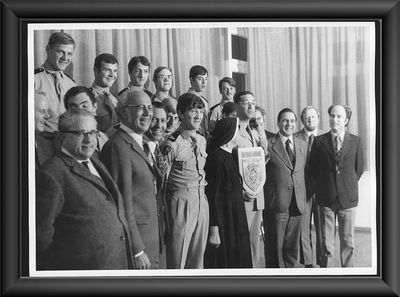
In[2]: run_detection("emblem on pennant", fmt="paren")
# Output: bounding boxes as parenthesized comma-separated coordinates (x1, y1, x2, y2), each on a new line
(237, 147, 266, 195)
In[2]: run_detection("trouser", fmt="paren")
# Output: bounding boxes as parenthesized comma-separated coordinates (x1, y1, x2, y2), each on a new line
(245, 209, 263, 267)
(320, 204, 356, 267)
(300, 198, 313, 266)
(166, 187, 209, 269)
(264, 210, 302, 268)
(312, 197, 324, 266)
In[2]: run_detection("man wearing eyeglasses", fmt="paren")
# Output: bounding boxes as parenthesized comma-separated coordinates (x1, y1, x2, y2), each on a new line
(36, 109, 133, 270)
(263, 108, 307, 268)
(101, 89, 161, 269)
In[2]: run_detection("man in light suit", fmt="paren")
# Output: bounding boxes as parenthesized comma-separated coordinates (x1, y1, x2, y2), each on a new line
(234, 91, 267, 267)
(294, 106, 323, 267)
(101, 89, 161, 269)
(309, 104, 364, 267)
(36, 109, 133, 270)
(263, 108, 307, 268)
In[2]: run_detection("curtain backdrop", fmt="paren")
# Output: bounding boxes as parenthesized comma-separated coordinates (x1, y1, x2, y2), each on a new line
(34, 25, 373, 169)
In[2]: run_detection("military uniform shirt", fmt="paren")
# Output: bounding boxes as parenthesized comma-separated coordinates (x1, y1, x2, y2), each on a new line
(35, 65, 76, 132)
(160, 128, 207, 191)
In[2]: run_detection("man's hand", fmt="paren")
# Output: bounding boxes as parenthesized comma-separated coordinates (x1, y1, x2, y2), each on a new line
(208, 226, 221, 248)
(133, 252, 151, 269)
(243, 191, 257, 202)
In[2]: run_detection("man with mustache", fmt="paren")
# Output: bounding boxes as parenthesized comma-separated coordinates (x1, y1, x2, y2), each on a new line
(35, 32, 76, 132)
(101, 89, 160, 269)
(90, 53, 119, 132)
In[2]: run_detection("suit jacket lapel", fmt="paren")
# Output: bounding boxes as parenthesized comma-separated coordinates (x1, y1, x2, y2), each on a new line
(320, 132, 337, 160)
(119, 129, 155, 173)
(271, 135, 293, 170)
(338, 132, 351, 161)
(58, 152, 113, 198)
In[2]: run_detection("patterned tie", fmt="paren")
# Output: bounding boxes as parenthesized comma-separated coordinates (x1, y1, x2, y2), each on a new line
(285, 139, 295, 166)
(52, 72, 62, 99)
(154, 144, 168, 177)
(334, 135, 342, 156)
(190, 135, 198, 156)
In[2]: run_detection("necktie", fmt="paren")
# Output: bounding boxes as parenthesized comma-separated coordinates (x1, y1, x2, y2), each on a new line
(154, 144, 168, 177)
(190, 135, 198, 156)
(285, 139, 295, 166)
(307, 134, 315, 156)
(82, 161, 90, 171)
(52, 72, 62, 99)
(334, 135, 342, 156)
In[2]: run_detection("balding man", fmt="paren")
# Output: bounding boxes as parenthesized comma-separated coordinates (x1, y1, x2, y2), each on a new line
(101, 89, 161, 269)
(36, 109, 133, 270)
(310, 104, 364, 267)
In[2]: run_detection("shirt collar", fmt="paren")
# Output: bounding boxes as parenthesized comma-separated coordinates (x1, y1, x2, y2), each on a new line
(91, 83, 110, 95)
(306, 129, 318, 137)
(42, 62, 64, 77)
(120, 123, 143, 149)
(61, 147, 90, 163)
(279, 133, 294, 145)
(330, 130, 345, 142)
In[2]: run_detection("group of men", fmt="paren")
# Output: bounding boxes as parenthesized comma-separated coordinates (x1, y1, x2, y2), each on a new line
(34, 31, 364, 270)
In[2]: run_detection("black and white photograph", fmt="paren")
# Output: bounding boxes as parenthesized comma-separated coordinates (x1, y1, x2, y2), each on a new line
(28, 21, 377, 277)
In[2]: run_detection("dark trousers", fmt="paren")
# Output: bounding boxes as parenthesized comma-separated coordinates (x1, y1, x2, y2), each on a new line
(263, 210, 302, 268)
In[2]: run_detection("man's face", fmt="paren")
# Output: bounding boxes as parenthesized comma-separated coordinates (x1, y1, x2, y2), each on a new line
(46, 43, 75, 71)
(220, 82, 236, 101)
(235, 94, 256, 120)
(190, 74, 208, 92)
(146, 107, 167, 142)
(302, 108, 319, 132)
(35, 96, 50, 132)
(129, 62, 150, 87)
(155, 69, 173, 92)
(278, 111, 296, 137)
(94, 61, 118, 88)
(179, 107, 204, 131)
(166, 112, 180, 134)
(62, 115, 97, 160)
(329, 105, 348, 134)
(123, 91, 153, 135)
(254, 109, 265, 130)
(67, 92, 97, 115)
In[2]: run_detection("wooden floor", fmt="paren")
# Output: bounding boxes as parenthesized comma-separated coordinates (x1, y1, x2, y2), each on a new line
(255, 227, 372, 268)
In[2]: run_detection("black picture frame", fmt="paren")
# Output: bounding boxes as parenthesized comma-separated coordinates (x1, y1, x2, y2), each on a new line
(1, 0, 397, 295)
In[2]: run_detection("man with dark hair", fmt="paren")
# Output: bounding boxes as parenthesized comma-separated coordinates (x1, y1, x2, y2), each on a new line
(35, 32, 76, 132)
(36, 109, 133, 270)
(160, 92, 209, 269)
(64, 86, 109, 154)
(161, 98, 180, 136)
(90, 53, 119, 132)
(263, 108, 307, 268)
(152, 66, 175, 103)
(208, 77, 237, 133)
(187, 65, 209, 138)
(101, 89, 160, 269)
(234, 91, 267, 267)
(294, 105, 323, 268)
(309, 104, 364, 267)
(118, 56, 153, 98)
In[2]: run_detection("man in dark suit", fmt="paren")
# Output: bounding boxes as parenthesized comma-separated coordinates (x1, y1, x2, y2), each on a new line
(309, 104, 364, 267)
(36, 109, 133, 270)
(101, 89, 160, 269)
(294, 106, 323, 268)
(263, 108, 307, 268)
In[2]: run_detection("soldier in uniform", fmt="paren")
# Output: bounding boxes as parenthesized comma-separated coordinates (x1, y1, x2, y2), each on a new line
(187, 65, 209, 139)
(90, 53, 119, 132)
(208, 77, 237, 134)
(160, 92, 209, 269)
(35, 32, 76, 132)
(118, 56, 153, 99)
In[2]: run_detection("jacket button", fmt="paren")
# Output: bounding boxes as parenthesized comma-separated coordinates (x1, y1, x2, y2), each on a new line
(120, 236, 125, 241)
(337, 171, 340, 174)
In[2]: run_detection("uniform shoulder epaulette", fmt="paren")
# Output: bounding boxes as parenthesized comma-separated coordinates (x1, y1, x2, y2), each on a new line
(35, 68, 44, 74)
(118, 88, 128, 96)
(209, 103, 220, 112)
(168, 130, 181, 142)
(64, 72, 75, 82)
